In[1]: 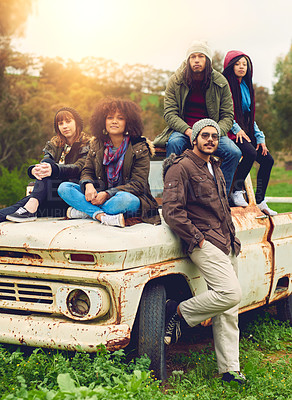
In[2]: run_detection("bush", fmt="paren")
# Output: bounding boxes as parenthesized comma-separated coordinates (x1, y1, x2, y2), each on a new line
(0, 162, 36, 207)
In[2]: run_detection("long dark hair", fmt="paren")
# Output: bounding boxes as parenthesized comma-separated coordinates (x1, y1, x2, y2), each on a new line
(184, 57, 212, 93)
(223, 55, 255, 134)
(90, 98, 144, 142)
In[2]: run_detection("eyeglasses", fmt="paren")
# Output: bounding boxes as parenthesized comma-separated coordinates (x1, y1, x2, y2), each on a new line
(199, 132, 219, 141)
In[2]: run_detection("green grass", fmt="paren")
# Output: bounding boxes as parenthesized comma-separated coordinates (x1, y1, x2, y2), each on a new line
(0, 310, 291, 399)
(250, 166, 292, 213)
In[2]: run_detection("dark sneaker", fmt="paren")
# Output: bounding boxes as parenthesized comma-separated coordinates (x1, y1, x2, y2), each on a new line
(165, 299, 178, 322)
(222, 371, 246, 385)
(6, 207, 37, 223)
(164, 300, 181, 345)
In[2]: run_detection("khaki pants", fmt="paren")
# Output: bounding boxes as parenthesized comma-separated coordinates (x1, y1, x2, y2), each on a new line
(179, 240, 242, 374)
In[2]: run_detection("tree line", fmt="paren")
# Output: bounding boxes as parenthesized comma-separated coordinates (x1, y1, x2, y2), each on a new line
(1, 46, 291, 170)
(0, 53, 171, 170)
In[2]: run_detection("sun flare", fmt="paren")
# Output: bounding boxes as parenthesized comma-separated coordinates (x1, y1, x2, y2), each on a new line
(17, 0, 126, 61)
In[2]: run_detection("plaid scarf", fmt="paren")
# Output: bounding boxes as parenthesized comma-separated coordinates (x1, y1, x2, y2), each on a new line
(103, 136, 130, 187)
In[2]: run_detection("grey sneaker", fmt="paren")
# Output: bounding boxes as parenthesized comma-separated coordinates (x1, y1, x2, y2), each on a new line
(257, 200, 277, 216)
(6, 207, 37, 223)
(100, 213, 125, 228)
(222, 371, 246, 385)
(66, 207, 91, 219)
(230, 190, 248, 207)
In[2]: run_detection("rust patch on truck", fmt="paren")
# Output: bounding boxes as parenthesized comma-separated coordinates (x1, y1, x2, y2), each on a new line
(231, 205, 270, 232)
(106, 329, 131, 351)
(270, 289, 290, 303)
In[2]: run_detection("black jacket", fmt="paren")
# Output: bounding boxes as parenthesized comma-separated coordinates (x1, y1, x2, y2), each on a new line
(28, 132, 91, 181)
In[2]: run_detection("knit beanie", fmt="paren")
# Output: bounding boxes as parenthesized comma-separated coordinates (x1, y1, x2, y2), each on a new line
(186, 40, 212, 62)
(191, 119, 221, 144)
(54, 107, 83, 135)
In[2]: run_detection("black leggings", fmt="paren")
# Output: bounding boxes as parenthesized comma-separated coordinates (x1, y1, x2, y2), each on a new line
(0, 177, 69, 222)
(232, 138, 274, 204)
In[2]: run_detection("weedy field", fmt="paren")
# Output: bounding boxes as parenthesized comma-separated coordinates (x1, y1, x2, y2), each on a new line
(0, 167, 291, 399)
(0, 308, 291, 399)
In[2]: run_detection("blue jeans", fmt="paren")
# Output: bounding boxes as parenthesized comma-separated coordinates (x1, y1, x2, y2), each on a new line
(58, 182, 141, 219)
(166, 131, 242, 194)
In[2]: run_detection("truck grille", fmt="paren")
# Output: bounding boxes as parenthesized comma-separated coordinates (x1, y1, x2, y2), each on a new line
(0, 282, 53, 304)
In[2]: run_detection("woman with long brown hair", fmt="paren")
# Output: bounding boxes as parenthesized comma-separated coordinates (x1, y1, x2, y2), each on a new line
(1, 107, 91, 222)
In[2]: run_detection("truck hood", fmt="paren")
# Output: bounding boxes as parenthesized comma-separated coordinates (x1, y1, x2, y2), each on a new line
(0, 216, 185, 271)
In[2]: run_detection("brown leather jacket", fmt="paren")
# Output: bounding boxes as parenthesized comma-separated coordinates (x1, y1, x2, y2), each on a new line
(162, 150, 240, 256)
(80, 136, 161, 225)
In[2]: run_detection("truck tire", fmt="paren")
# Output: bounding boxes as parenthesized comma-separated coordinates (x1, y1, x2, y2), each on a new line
(276, 294, 292, 324)
(138, 282, 167, 381)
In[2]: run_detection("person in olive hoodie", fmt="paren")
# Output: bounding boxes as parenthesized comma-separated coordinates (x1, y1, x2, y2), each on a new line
(58, 98, 161, 227)
(154, 40, 241, 195)
(1, 107, 91, 223)
(162, 119, 245, 385)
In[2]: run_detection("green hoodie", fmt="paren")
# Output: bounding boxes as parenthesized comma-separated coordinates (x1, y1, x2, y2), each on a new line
(153, 61, 234, 147)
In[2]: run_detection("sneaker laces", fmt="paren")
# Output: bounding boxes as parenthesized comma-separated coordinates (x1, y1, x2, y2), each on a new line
(233, 190, 247, 199)
(164, 312, 181, 344)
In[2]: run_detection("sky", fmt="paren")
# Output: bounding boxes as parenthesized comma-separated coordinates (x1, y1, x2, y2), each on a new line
(12, 0, 292, 91)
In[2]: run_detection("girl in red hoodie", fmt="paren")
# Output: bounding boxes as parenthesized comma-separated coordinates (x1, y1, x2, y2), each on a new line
(223, 51, 276, 216)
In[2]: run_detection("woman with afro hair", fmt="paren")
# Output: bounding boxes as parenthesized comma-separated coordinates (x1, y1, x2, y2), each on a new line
(58, 98, 160, 227)
(223, 51, 276, 216)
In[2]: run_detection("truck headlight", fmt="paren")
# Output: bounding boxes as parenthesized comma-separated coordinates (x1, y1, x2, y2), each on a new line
(67, 289, 90, 316)
(56, 286, 110, 320)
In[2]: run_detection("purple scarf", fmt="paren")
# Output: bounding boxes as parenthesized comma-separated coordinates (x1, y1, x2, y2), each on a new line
(103, 136, 130, 187)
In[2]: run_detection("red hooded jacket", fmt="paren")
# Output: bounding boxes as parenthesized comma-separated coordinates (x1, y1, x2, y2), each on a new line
(223, 50, 255, 139)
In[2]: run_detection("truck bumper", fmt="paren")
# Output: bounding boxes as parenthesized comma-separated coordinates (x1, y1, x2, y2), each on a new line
(0, 314, 131, 352)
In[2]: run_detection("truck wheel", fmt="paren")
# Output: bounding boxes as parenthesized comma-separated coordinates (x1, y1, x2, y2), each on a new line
(138, 282, 167, 381)
(276, 294, 292, 324)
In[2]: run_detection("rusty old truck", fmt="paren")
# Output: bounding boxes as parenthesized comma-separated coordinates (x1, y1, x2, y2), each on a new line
(0, 156, 291, 381)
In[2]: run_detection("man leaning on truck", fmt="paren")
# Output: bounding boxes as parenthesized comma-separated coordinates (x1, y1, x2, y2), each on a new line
(162, 118, 246, 384)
